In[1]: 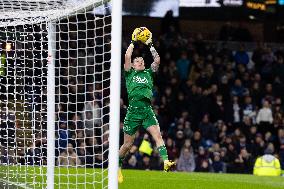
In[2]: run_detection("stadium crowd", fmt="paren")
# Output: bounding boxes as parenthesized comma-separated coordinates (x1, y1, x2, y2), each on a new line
(1, 16, 284, 175)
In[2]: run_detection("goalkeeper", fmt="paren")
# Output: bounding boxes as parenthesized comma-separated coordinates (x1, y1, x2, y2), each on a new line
(118, 28, 175, 183)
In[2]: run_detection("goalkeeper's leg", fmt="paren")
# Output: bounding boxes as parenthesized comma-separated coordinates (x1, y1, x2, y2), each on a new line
(118, 133, 135, 183)
(147, 125, 175, 172)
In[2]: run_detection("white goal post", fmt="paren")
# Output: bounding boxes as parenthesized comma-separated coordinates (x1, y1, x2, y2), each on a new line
(0, 0, 121, 188)
(47, 21, 56, 189)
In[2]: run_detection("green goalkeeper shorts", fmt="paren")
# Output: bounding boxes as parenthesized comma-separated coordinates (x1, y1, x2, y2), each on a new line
(123, 105, 159, 136)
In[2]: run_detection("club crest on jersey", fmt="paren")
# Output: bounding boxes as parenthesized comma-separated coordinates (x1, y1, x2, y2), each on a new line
(133, 76, 148, 84)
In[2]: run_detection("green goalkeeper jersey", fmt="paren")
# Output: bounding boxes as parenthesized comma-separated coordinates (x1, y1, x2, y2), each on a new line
(124, 68, 154, 105)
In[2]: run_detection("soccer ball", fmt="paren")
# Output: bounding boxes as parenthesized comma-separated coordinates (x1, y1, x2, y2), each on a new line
(136, 27, 152, 44)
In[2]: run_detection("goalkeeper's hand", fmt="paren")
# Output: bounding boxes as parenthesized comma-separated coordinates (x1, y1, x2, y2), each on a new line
(131, 28, 141, 44)
(144, 32, 153, 47)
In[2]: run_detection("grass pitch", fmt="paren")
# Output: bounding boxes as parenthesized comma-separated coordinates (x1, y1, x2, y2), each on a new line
(120, 170, 284, 189)
(0, 166, 283, 189)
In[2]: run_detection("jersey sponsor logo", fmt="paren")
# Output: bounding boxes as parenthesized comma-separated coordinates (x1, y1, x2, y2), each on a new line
(132, 76, 148, 84)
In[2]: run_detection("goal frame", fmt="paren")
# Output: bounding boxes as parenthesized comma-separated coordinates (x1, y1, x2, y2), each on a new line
(45, 1, 122, 189)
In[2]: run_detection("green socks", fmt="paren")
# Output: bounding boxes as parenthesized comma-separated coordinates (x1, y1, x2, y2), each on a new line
(119, 145, 168, 167)
(157, 145, 168, 161)
(119, 156, 124, 167)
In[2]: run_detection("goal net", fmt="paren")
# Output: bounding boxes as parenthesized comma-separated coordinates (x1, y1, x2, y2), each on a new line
(0, 0, 121, 188)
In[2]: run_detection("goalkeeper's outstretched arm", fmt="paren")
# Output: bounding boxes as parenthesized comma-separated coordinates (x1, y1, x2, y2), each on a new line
(150, 45, 160, 72)
(124, 43, 134, 71)
(125, 28, 140, 71)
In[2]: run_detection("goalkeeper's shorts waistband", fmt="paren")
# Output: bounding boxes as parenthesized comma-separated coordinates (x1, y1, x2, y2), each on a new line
(129, 97, 151, 108)
(128, 105, 151, 109)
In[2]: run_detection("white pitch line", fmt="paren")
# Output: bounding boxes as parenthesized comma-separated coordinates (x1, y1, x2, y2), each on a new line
(0, 178, 33, 189)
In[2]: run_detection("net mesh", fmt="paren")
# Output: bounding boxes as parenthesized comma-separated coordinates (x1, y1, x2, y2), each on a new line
(0, 0, 112, 188)
(0, 0, 109, 26)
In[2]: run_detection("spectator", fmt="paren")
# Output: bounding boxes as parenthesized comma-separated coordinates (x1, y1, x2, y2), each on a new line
(124, 155, 137, 169)
(138, 155, 151, 170)
(175, 130, 185, 150)
(217, 121, 228, 142)
(82, 100, 101, 137)
(195, 146, 208, 171)
(150, 150, 163, 170)
(251, 134, 265, 156)
(277, 129, 284, 169)
(94, 153, 105, 168)
(235, 135, 250, 154)
(219, 75, 231, 102)
(25, 143, 41, 165)
(226, 143, 238, 173)
(220, 147, 229, 163)
(250, 81, 262, 107)
(211, 152, 225, 173)
(234, 149, 254, 173)
(240, 116, 253, 137)
(231, 79, 247, 97)
(77, 142, 92, 166)
(71, 114, 84, 130)
(264, 132, 274, 144)
(225, 96, 241, 126)
(273, 98, 284, 129)
(165, 138, 178, 161)
(58, 143, 81, 166)
(198, 114, 217, 146)
(75, 130, 85, 148)
(198, 160, 210, 172)
(234, 45, 250, 66)
(210, 94, 225, 122)
(263, 83, 274, 102)
(253, 148, 281, 176)
(86, 136, 100, 158)
(247, 126, 257, 144)
(58, 123, 69, 152)
(184, 121, 193, 139)
(177, 148, 195, 172)
(191, 131, 205, 153)
(242, 96, 256, 123)
(256, 100, 273, 134)
(176, 51, 190, 82)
